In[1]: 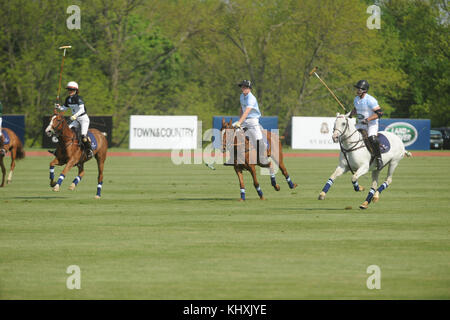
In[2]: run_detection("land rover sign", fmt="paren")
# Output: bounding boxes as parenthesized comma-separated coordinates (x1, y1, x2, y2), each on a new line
(385, 122, 418, 147)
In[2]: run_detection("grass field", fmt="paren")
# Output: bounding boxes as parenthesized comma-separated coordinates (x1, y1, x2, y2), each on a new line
(0, 149, 449, 299)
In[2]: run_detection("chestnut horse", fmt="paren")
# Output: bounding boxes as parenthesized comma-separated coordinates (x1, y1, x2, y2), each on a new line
(44, 111, 108, 198)
(221, 118, 297, 201)
(0, 128, 25, 187)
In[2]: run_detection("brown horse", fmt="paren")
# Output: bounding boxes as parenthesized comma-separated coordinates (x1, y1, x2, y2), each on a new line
(44, 111, 108, 198)
(0, 128, 25, 187)
(221, 118, 297, 201)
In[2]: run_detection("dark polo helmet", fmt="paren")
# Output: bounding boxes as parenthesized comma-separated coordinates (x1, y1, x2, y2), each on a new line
(238, 80, 252, 88)
(354, 80, 369, 92)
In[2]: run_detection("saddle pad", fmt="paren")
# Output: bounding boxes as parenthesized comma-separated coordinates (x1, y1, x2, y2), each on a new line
(378, 132, 391, 154)
(1, 129, 10, 145)
(88, 131, 98, 151)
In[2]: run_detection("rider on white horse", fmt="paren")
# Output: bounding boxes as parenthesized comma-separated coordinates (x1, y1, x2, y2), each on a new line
(350, 80, 384, 170)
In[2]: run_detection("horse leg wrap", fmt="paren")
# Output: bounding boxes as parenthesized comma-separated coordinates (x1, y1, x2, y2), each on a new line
(286, 176, 295, 189)
(365, 188, 376, 204)
(240, 188, 245, 201)
(322, 179, 334, 193)
(352, 180, 360, 191)
(270, 175, 277, 187)
(377, 182, 389, 194)
(256, 186, 263, 198)
(72, 176, 82, 186)
(56, 174, 65, 186)
(49, 166, 55, 180)
(96, 182, 103, 197)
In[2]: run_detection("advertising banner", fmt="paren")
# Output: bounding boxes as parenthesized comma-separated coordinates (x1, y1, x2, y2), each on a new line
(291, 117, 431, 150)
(130, 115, 197, 150)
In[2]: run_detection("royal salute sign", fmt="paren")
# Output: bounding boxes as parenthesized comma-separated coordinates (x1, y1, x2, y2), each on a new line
(129, 115, 198, 150)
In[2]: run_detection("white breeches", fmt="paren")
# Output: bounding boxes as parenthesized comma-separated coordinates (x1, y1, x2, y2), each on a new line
(69, 114, 90, 136)
(356, 122, 378, 137)
(242, 118, 263, 141)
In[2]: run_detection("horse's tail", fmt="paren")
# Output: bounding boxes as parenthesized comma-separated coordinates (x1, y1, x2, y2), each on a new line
(16, 141, 25, 160)
(404, 151, 412, 158)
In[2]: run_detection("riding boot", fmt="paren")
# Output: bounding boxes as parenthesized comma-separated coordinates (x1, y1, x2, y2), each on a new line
(257, 139, 271, 167)
(0, 136, 5, 156)
(369, 135, 383, 170)
(82, 135, 93, 159)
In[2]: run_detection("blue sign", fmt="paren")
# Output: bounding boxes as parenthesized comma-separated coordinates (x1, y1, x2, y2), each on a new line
(211, 116, 278, 149)
(2, 115, 25, 145)
(379, 119, 430, 150)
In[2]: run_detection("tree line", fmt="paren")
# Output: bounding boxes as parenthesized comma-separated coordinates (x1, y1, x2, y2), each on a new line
(0, 0, 448, 146)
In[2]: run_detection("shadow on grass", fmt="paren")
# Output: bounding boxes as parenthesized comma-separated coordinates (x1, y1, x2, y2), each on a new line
(11, 196, 69, 200)
(176, 198, 236, 201)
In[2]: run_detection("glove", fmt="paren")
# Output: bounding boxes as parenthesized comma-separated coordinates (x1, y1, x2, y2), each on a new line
(360, 118, 369, 125)
(232, 121, 241, 128)
(70, 115, 77, 121)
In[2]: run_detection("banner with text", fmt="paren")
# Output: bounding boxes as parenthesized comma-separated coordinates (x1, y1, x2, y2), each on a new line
(129, 115, 198, 150)
(291, 117, 340, 150)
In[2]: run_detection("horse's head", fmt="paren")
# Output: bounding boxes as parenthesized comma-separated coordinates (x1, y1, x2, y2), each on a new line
(45, 111, 66, 137)
(220, 118, 234, 153)
(332, 113, 350, 143)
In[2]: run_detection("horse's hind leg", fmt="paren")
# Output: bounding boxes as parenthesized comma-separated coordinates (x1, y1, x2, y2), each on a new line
(272, 143, 297, 190)
(249, 165, 265, 200)
(0, 156, 5, 187)
(69, 164, 85, 191)
(373, 161, 398, 203)
(7, 147, 16, 184)
(318, 165, 347, 200)
(95, 156, 105, 199)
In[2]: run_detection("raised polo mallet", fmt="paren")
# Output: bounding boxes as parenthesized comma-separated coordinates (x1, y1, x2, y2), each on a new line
(56, 45, 72, 103)
(309, 67, 347, 112)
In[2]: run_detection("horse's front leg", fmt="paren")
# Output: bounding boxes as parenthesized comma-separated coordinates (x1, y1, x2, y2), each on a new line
(49, 158, 60, 187)
(53, 160, 76, 192)
(351, 164, 369, 193)
(318, 165, 348, 200)
(69, 164, 85, 191)
(249, 164, 265, 200)
(234, 166, 246, 201)
(0, 156, 5, 187)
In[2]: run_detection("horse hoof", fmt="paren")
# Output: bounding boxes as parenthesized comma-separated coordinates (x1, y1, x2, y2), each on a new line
(260, 197, 266, 200)
(292, 183, 298, 189)
(318, 192, 326, 200)
(359, 186, 365, 192)
(373, 191, 380, 203)
(95, 195, 101, 199)
(68, 183, 76, 191)
(53, 185, 60, 192)
(238, 198, 245, 202)
(274, 184, 280, 191)
(359, 201, 369, 209)
(50, 181, 57, 188)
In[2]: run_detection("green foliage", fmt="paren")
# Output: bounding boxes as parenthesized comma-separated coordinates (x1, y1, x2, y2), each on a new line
(0, 0, 448, 147)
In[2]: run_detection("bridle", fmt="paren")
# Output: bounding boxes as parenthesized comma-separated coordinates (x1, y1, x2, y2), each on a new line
(221, 126, 249, 153)
(334, 116, 366, 174)
(50, 115, 77, 147)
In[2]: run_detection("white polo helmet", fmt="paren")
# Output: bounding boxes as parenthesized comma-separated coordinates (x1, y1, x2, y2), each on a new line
(66, 81, 79, 90)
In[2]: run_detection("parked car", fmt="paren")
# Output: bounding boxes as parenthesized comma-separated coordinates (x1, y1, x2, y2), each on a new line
(432, 127, 450, 149)
(430, 130, 444, 149)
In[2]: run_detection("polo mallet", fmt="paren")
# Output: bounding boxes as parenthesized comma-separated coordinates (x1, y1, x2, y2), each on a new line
(56, 45, 72, 103)
(309, 67, 347, 112)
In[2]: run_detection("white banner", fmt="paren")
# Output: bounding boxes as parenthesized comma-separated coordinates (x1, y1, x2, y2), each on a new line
(129, 115, 198, 149)
(291, 116, 345, 150)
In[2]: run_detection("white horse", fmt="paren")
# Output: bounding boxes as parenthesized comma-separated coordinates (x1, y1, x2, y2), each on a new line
(318, 113, 411, 209)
